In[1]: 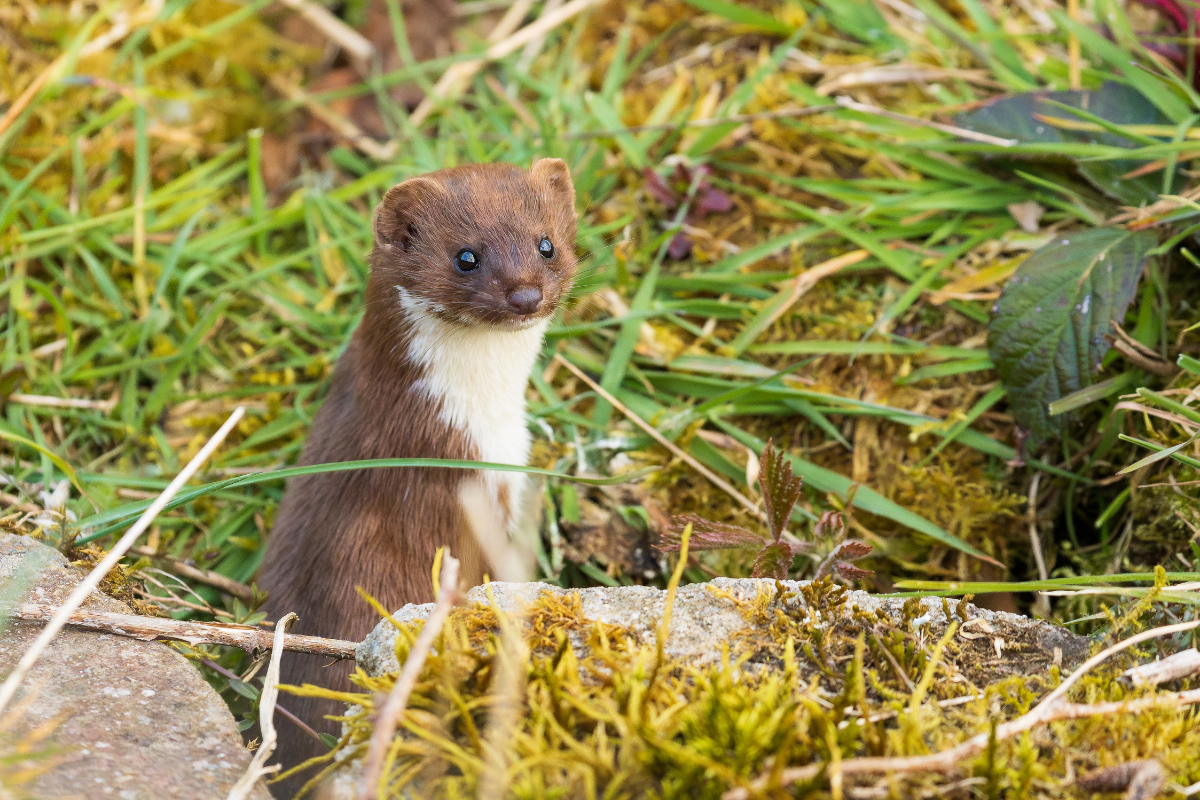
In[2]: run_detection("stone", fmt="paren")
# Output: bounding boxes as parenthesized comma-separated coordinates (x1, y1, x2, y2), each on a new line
(357, 578, 1089, 685)
(0, 534, 271, 800)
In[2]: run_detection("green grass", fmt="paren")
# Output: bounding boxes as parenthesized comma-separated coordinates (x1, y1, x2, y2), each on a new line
(2, 0, 1198, 649)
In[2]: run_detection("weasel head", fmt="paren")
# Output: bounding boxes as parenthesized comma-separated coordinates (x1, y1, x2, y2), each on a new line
(370, 159, 577, 330)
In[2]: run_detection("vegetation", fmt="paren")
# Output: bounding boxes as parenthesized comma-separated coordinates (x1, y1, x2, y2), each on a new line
(2, 0, 1200, 795)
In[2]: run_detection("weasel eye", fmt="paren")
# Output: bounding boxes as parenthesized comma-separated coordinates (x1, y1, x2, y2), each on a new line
(538, 237, 555, 259)
(455, 248, 480, 272)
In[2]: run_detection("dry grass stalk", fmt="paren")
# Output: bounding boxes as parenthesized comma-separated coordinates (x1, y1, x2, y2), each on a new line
(408, 0, 603, 126)
(279, 0, 376, 72)
(724, 618, 1200, 799)
(760, 249, 870, 332)
(359, 552, 461, 799)
(11, 602, 356, 659)
(0, 407, 245, 714)
(7, 394, 118, 412)
(226, 612, 298, 800)
(408, 0, 535, 126)
(833, 96, 1016, 147)
(268, 75, 393, 160)
(570, 104, 838, 138)
(130, 545, 254, 602)
(553, 353, 764, 521)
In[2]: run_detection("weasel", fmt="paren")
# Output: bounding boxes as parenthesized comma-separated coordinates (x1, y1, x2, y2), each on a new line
(257, 159, 577, 794)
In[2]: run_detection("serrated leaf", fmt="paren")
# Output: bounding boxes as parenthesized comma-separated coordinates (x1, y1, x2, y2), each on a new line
(834, 540, 872, 560)
(988, 227, 1155, 441)
(657, 514, 766, 551)
(759, 439, 803, 542)
(751, 541, 795, 580)
(835, 562, 874, 580)
(955, 82, 1173, 204)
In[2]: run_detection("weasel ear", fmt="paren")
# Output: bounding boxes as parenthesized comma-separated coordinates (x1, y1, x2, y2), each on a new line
(530, 158, 575, 208)
(374, 176, 446, 251)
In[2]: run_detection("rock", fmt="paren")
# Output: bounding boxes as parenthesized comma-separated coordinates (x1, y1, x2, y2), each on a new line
(330, 578, 1091, 799)
(0, 534, 271, 800)
(357, 577, 1089, 685)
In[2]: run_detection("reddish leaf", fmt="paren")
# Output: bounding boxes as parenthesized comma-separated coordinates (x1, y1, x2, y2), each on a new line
(812, 510, 846, 543)
(1134, 0, 1189, 32)
(834, 562, 874, 580)
(657, 514, 766, 552)
(696, 186, 732, 215)
(643, 167, 680, 208)
(751, 541, 795, 580)
(667, 232, 693, 260)
(759, 439, 803, 543)
(833, 540, 872, 561)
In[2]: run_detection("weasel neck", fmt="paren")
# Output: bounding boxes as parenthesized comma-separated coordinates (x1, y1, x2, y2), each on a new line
(394, 288, 547, 468)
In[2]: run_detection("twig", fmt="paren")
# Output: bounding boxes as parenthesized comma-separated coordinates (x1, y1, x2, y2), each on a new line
(834, 96, 1016, 147)
(130, 545, 254, 602)
(553, 354, 764, 521)
(0, 408, 244, 714)
(568, 105, 838, 138)
(226, 612, 297, 800)
(11, 602, 356, 659)
(408, 0, 602, 126)
(200, 657, 327, 746)
(7, 394, 116, 412)
(278, 0, 375, 73)
(723, 618, 1200, 799)
(409, 0, 535, 127)
(268, 75, 393, 161)
(359, 553, 460, 799)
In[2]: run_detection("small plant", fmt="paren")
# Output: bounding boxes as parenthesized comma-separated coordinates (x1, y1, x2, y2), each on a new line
(656, 440, 873, 581)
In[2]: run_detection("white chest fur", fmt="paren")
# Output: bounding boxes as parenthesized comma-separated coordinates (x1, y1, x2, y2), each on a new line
(398, 289, 546, 530)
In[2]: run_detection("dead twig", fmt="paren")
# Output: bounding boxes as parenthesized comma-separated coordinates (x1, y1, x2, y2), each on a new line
(278, 0, 375, 73)
(359, 553, 461, 799)
(723, 618, 1200, 799)
(200, 657, 328, 747)
(226, 612, 297, 800)
(7, 394, 117, 412)
(0, 408, 244, 714)
(834, 95, 1016, 147)
(10, 602, 356, 659)
(130, 545, 254, 603)
(408, 0, 602, 127)
(568, 105, 838, 138)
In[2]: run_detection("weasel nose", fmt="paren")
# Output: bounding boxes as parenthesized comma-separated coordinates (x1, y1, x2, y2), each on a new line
(507, 286, 543, 315)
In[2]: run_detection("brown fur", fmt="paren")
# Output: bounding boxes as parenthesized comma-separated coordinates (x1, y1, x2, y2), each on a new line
(258, 160, 576, 797)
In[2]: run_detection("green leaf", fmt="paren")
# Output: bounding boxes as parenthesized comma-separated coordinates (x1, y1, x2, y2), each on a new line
(1118, 431, 1200, 475)
(74, 458, 650, 545)
(1047, 371, 1139, 416)
(0, 429, 90, 506)
(751, 542, 795, 580)
(679, 0, 795, 35)
(1178, 353, 1200, 376)
(228, 677, 260, 701)
(954, 82, 1173, 204)
(988, 227, 1155, 442)
(818, 0, 901, 50)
